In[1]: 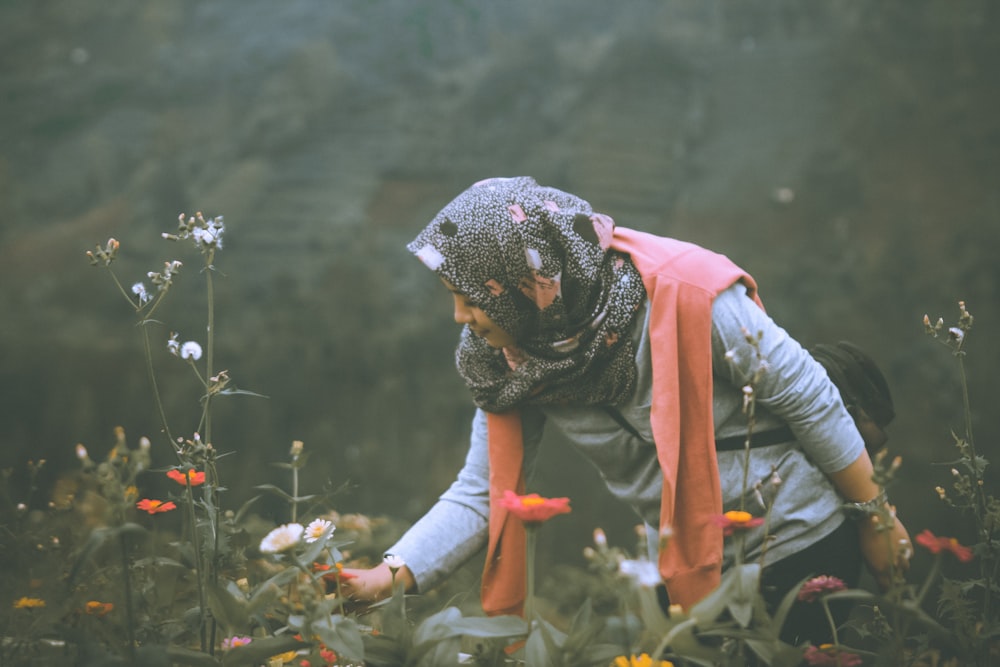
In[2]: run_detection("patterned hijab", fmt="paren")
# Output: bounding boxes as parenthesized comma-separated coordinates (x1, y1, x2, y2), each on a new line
(407, 176, 647, 411)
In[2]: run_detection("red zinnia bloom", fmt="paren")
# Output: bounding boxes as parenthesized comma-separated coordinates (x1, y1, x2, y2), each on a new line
(498, 490, 571, 524)
(915, 529, 974, 562)
(797, 575, 847, 602)
(167, 468, 206, 486)
(712, 510, 765, 536)
(136, 498, 177, 514)
(803, 644, 863, 666)
(315, 562, 357, 588)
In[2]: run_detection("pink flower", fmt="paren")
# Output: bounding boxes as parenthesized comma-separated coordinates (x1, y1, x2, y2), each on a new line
(803, 644, 863, 666)
(221, 635, 252, 650)
(915, 529, 974, 562)
(712, 510, 765, 536)
(797, 575, 847, 602)
(498, 490, 571, 525)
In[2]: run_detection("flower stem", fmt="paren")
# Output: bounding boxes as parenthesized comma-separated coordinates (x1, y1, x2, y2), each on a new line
(525, 525, 538, 625)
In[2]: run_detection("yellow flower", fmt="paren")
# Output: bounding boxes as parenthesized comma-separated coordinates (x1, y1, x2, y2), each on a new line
(13, 597, 46, 609)
(269, 650, 299, 665)
(612, 654, 674, 667)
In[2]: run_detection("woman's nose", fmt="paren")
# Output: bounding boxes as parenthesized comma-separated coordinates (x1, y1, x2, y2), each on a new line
(453, 296, 474, 324)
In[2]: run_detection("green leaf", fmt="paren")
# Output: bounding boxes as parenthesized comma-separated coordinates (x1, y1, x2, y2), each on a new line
(446, 614, 528, 639)
(311, 614, 365, 664)
(728, 563, 760, 628)
(164, 645, 222, 666)
(207, 579, 249, 634)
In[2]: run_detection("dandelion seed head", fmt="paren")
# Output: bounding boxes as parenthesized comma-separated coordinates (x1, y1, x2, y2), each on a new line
(180, 341, 202, 361)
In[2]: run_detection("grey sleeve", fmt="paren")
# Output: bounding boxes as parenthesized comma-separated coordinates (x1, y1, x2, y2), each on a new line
(710, 284, 864, 473)
(384, 407, 546, 592)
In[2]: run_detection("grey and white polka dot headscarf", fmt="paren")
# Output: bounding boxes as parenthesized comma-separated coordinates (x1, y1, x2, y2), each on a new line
(407, 177, 647, 411)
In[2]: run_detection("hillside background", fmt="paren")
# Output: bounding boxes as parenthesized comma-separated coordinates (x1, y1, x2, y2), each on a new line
(1, 0, 997, 586)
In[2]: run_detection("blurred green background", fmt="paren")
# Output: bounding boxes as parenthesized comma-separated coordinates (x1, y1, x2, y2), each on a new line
(1, 0, 997, 583)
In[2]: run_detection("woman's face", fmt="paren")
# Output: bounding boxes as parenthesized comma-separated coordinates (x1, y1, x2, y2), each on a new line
(443, 280, 517, 349)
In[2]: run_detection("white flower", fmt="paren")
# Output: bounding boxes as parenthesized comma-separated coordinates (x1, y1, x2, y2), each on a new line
(139, 436, 151, 451)
(618, 558, 661, 587)
(131, 282, 150, 305)
(75, 444, 89, 460)
(167, 333, 180, 356)
(180, 341, 203, 361)
(259, 523, 304, 554)
(304, 518, 333, 543)
(383, 553, 406, 571)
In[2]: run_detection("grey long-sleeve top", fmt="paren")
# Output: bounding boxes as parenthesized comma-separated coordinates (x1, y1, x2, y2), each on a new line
(387, 282, 864, 592)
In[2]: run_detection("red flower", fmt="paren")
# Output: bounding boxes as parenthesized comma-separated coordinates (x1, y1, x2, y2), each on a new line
(797, 575, 847, 602)
(136, 498, 177, 514)
(84, 600, 114, 616)
(499, 490, 571, 524)
(166, 468, 206, 486)
(915, 529, 974, 562)
(320, 647, 337, 665)
(712, 510, 765, 536)
(803, 644, 863, 666)
(315, 562, 357, 590)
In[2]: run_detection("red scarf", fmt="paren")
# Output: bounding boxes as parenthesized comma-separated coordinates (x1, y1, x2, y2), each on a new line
(482, 228, 762, 615)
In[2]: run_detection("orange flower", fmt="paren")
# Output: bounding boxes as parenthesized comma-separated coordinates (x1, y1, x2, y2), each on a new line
(166, 468, 206, 486)
(498, 490, 571, 524)
(85, 600, 114, 616)
(13, 597, 46, 609)
(137, 498, 177, 514)
(915, 529, 974, 562)
(712, 510, 765, 536)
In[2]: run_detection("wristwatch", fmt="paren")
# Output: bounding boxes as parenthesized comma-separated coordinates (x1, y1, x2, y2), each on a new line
(844, 488, 889, 519)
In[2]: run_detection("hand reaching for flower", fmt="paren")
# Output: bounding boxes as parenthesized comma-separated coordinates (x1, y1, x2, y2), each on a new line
(337, 560, 416, 606)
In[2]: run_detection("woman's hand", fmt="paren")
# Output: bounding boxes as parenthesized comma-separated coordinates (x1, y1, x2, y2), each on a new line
(338, 562, 416, 604)
(858, 510, 912, 591)
(828, 451, 912, 589)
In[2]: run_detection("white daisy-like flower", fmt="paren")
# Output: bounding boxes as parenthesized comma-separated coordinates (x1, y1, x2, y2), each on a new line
(618, 558, 661, 587)
(383, 553, 406, 570)
(259, 523, 304, 554)
(304, 518, 333, 543)
(180, 341, 203, 361)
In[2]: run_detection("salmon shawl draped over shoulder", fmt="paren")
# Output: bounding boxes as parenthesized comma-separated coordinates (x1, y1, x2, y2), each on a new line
(483, 229, 763, 615)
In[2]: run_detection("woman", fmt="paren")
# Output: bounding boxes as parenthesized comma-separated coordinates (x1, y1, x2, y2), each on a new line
(343, 177, 910, 642)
